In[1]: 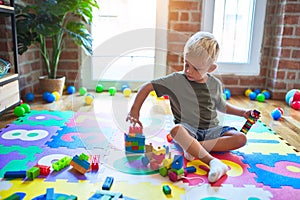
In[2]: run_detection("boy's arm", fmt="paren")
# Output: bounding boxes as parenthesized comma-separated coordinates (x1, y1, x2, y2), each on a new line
(224, 103, 252, 119)
(126, 82, 154, 127)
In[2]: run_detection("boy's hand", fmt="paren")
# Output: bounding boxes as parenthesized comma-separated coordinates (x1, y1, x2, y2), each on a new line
(243, 110, 261, 121)
(126, 113, 143, 128)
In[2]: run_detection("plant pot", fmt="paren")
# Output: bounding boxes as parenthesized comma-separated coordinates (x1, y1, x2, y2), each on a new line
(39, 76, 65, 96)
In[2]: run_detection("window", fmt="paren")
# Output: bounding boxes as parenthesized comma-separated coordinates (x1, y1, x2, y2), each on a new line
(81, 0, 168, 90)
(202, 0, 267, 75)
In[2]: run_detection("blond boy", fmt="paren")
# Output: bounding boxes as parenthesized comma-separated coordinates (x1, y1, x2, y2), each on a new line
(126, 32, 259, 182)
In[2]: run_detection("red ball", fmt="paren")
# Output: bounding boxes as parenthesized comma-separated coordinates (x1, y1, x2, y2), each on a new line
(291, 101, 300, 110)
(293, 91, 300, 102)
(276, 107, 284, 115)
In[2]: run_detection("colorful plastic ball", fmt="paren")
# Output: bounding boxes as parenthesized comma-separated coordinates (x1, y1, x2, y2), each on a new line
(244, 89, 252, 97)
(291, 101, 300, 110)
(14, 106, 25, 117)
(123, 88, 132, 97)
(262, 90, 271, 99)
(256, 93, 265, 102)
(20, 103, 30, 113)
(96, 84, 104, 93)
(42, 92, 51, 100)
(25, 93, 34, 102)
(52, 91, 60, 101)
(121, 84, 129, 92)
(224, 88, 231, 100)
(79, 87, 87, 96)
(271, 109, 282, 120)
(276, 107, 284, 115)
(46, 93, 56, 103)
(285, 89, 297, 105)
(293, 91, 300, 102)
(85, 94, 94, 105)
(108, 86, 117, 96)
(67, 86, 76, 94)
(249, 92, 257, 100)
(253, 89, 261, 94)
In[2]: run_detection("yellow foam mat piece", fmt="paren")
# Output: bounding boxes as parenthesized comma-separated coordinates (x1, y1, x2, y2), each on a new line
(238, 131, 299, 155)
(0, 179, 185, 200)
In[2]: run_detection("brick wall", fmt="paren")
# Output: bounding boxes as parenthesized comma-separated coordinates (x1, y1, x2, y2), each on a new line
(167, 0, 300, 100)
(2, 0, 299, 100)
(262, 0, 300, 99)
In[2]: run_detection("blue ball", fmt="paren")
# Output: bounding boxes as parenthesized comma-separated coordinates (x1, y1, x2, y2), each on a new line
(67, 86, 76, 94)
(254, 89, 261, 94)
(271, 109, 282, 120)
(46, 93, 56, 103)
(25, 93, 34, 102)
(121, 84, 129, 92)
(43, 92, 51, 100)
(249, 92, 257, 100)
(262, 91, 271, 99)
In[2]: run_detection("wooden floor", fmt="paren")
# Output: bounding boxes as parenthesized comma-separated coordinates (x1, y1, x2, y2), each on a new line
(1, 92, 299, 151)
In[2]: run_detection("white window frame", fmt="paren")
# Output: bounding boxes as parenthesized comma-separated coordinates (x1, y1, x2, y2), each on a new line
(202, 0, 267, 76)
(81, 0, 168, 91)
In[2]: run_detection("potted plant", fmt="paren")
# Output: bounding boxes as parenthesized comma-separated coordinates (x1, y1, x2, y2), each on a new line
(15, 0, 99, 95)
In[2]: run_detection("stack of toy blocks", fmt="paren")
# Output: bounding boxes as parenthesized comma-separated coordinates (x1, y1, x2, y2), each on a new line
(240, 109, 260, 134)
(124, 126, 145, 153)
(70, 153, 90, 174)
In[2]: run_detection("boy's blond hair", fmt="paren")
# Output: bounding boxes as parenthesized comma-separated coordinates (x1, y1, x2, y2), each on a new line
(184, 32, 220, 67)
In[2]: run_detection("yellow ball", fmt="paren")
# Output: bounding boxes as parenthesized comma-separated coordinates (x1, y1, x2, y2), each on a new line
(85, 95, 94, 105)
(244, 89, 252, 97)
(123, 88, 132, 97)
(52, 91, 60, 101)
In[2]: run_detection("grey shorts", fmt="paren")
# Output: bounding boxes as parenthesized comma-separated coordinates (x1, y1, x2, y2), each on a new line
(179, 123, 237, 141)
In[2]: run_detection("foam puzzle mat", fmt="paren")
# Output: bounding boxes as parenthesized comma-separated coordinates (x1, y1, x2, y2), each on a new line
(0, 108, 300, 199)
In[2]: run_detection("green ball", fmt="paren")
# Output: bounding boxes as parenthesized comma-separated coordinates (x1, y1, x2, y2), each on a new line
(14, 106, 25, 117)
(108, 86, 117, 96)
(79, 87, 87, 96)
(256, 93, 265, 102)
(96, 84, 104, 93)
(20, 103, 30, 113)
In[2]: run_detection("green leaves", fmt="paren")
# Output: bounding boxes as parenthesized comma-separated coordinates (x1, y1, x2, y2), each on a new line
(66, 21, 93, 55)
(15, 0, 99, 78)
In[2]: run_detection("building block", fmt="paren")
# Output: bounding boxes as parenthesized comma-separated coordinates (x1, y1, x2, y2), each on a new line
(4, 171, 27, 179)
(35, 164, 51, 176)
(72, 155, 90, 170)
(46, 188, 54, 200)
(102, 176, 114, 190)
(129, 126, 143, 134)
(162, 185, 171, 195)
(88, 190, 122, 200)
(70, 155, 90, 174)
(52, 156, 72, 171)
(79, 153, 89, 161)
(3, 192, 26, 200)
(90, 155, 100, 171)
(241, 109, 260, 134)
(171, 155, 183, 170)
(184, 166, 196, 175)
(26, 167, 40, 180)
(124, 126, 145, 153)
